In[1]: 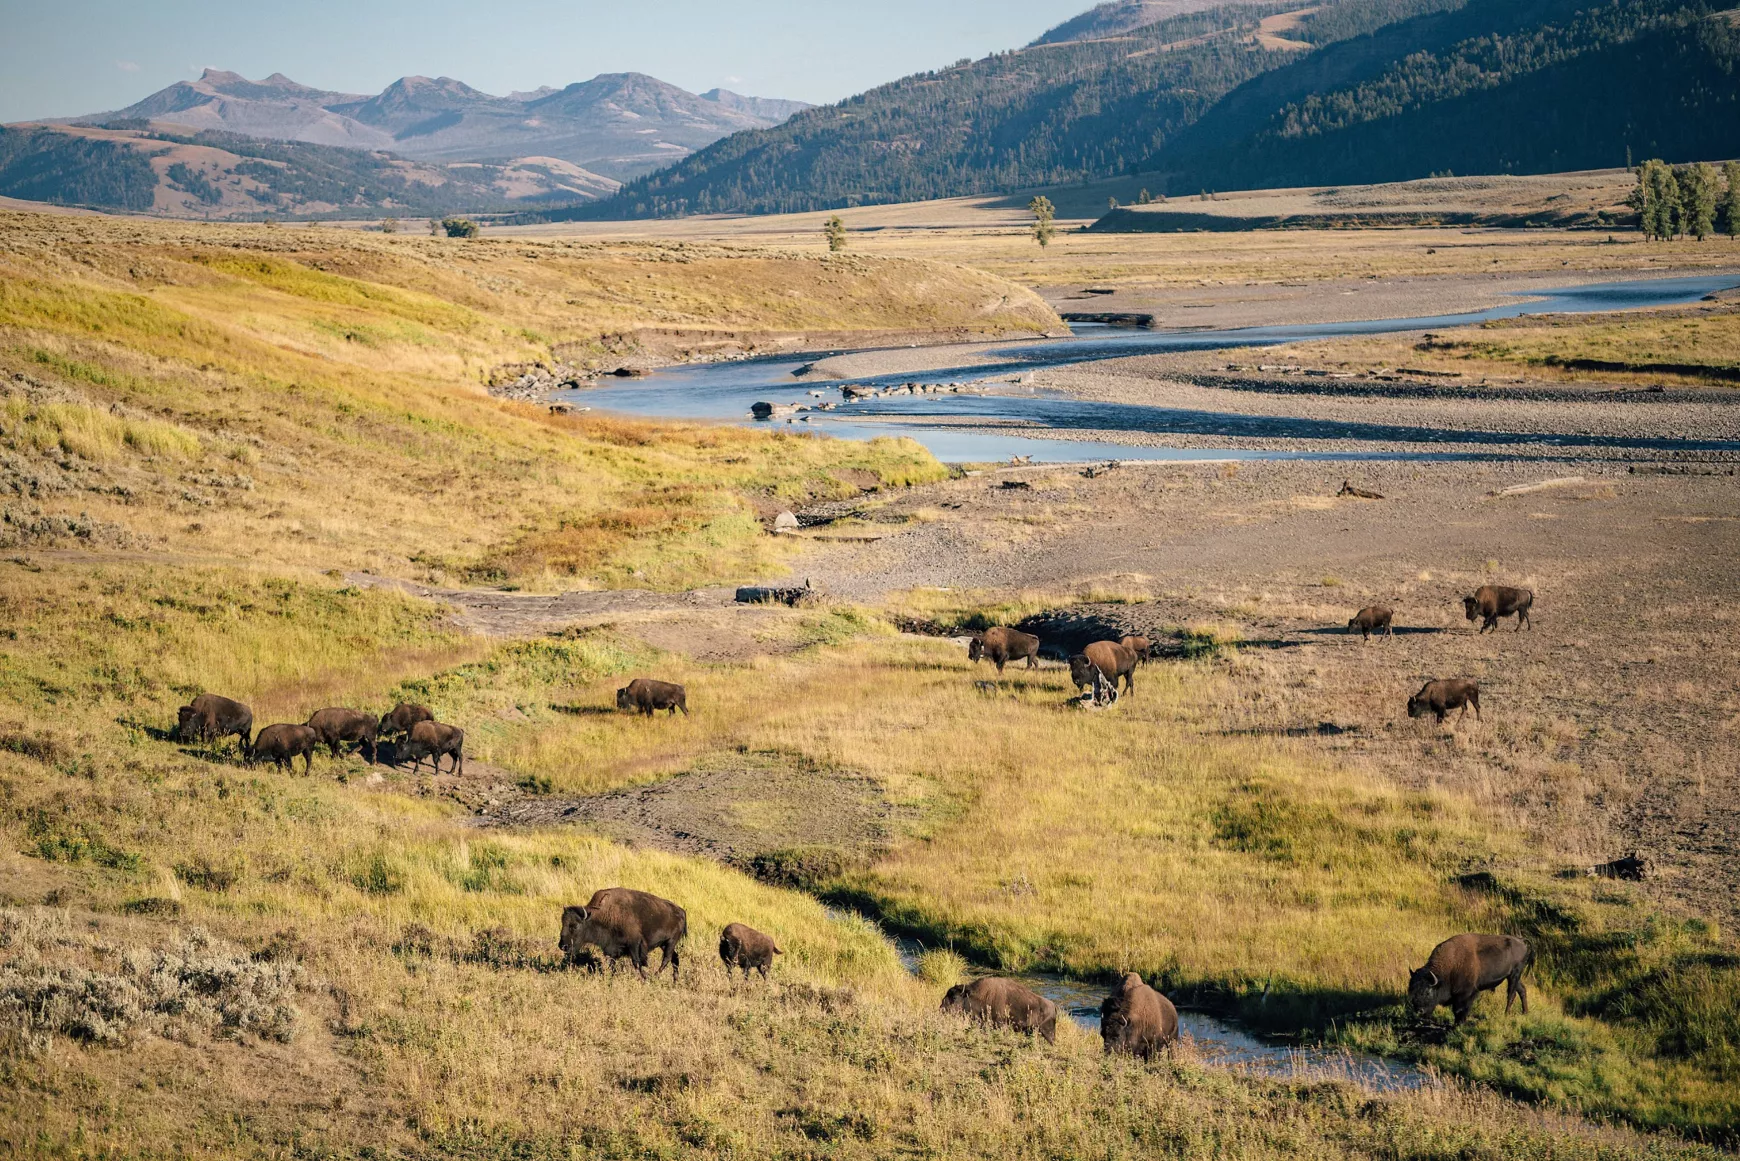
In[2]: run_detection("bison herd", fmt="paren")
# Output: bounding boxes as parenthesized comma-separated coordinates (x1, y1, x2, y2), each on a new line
(970, 584, 1533, 727)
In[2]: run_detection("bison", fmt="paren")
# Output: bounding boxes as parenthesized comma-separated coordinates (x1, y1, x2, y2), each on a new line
(1463, 585, 1533, 633)
(377, 702, 432, 741)
(399, 720, 463, 775)
(1069, 640, 1139, 697)
(940, 977, 1058, 1043)
(306, 707, 377, 763)
(617, 678, 688, 717)
(1119, 635, 1154, 663)
(559, 887, 688, 982)
(248, 723, 318, 774)
(1100, 972, 1178, 1059)
(1409, 934, 1531, 1024)
(1347, 606, 1394, 641)
(1408, 678, 1481, 724)
(719, 922, 782, 980)
(968, 626, 1041, 674)
(175, 693, 253, 752)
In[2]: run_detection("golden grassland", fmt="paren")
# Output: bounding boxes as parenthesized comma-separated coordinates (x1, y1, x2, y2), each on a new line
(0, 211, 1075, 589)
(1271, 301, 1740, 385)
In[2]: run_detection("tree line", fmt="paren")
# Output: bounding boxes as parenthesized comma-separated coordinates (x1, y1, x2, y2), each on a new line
(1630, 159, 1740, 240)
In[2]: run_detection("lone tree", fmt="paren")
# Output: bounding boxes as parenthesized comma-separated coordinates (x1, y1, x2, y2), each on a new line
(1029, 195, 1056, 248)
(442, 217, 480, 239)
(1723, 161, 1740, 239)
(824, 215, 847, 252)
(1676, 162, 1719, 241)
(379, 217, 400, 235)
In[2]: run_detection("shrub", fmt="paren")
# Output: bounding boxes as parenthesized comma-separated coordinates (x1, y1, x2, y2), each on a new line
(441, 217, 479, 239)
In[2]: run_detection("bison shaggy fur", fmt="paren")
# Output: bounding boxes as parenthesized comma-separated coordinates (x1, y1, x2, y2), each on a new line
(1347, 606, 1394, 641)
(175, 693, 253, 752)
(1463, 585, 1533, 633)
(617, 677, 688, 716)
(1409, 933, 1530, 1024)
(400, 720, 463, 775)
(968, 626, 1042, 674)
(1069, 640, 1139, 696)
(559, 887, 688, 982)
(377, 702, 432, 740)
(718, 922, 782, 980)
(306, 707, 377, 763)
(1408, 678, 1481, 724)
(1100, 972, 1178, 1059)
(248, 723, 318, 774)
(940, 977, 1058, 1043)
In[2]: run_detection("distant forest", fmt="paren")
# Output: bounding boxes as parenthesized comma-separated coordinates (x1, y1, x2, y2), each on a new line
(569, 0, 1740, 220)
(0, 128, 161, 210)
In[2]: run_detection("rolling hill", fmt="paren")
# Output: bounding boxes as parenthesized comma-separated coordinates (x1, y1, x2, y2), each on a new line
(73, 68, 811, 181)
(0, 122, 616, 218)
(581, 0, 1740, 219)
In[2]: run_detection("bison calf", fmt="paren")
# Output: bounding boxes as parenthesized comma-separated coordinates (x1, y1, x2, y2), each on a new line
(968, 626, 1041, 674)
(175, 693, 253, 752)
(400, 720, 463, 775)
(559, 887, 688, 982)
(1100, 972, 1178, 1059)
(1408, 678, 1481, 724)
(719, 922, 782, 980)
(1120, 635, 1154, 664)
(377, 702, 432, 740)
(617, 677, 688, 716)
(940, 977, 1058, 1043)
(1409, 933, 1530, 1024)
(1347, 606, 1393, 641)
(1464, 585, 1533, 633)
(249, 723, 318, 774)
(1069, 640, 1139, 697)
(306, 707, 377, 763)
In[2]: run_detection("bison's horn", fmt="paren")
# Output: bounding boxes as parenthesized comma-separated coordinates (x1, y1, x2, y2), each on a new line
(1424, 970, 1438, 988)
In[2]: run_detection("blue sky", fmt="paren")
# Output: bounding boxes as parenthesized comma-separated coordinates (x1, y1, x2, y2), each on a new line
(0, 0, 1095, 121)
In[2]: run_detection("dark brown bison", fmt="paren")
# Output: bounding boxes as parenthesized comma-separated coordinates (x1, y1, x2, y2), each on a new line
(1408, 678, 1481, 724)
(718, 922, 782, 980)
(306, 707, 377, 763)
(1463, 585, 1533, 633)
(617, 678, 688, 716)
(1069, 640, 1139, 696)
(248, 723, 318, 774)
(968, 626, 1041, 674)
(399, 720, 463, 775)
(940, 977, 1058, 1043)
(1100, 972, 1178, 1059)
(175, 693, 253, 752)
(558, 887, 688, 982)
(1119, 635, 1154, 663)
(1347, 606, 1394, 641)
(377, 702, 432, 740)
(1409, 934, 1531, 1024)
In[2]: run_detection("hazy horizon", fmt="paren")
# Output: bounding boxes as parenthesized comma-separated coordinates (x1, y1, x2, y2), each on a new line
(0, 0, 1091, 123)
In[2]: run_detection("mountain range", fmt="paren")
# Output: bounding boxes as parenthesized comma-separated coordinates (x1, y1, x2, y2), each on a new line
(75, 68, 811, 181)
(583, 0, 1740, 220)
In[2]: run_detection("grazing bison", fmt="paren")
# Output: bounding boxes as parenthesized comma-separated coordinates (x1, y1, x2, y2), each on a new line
(968, 626, 1041, 674)
(399, 720, 463, 775)
(1119, 635, 1154, 663)
(1408, 678, 1481, 724)
(377, 702, 432, 740)
(306, 707, 377, 763)
(1069, 640, 1139, 696)
(175, 693, 253, 752)
(1347, 606, 1394, 641)
(940, 977, 1058, 1043)
(1463, 585, 1533, 633)
(1100, 972, 1178, 1059)
(719, 922, 782, 980)
(1409, 934, 1531, 1024)
(617, 678, 688, 716)
(248, 723, 318, 774)
(559, 887, 688, 982)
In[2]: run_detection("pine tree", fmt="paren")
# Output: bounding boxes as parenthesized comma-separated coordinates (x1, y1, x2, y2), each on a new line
(824, 215, 847, 252)
(1029, 195, 1056, 248)
(1723, 161, 1740, 240)
(1675, 163, 1718, 240)
(1137, 188, 1151, 205)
